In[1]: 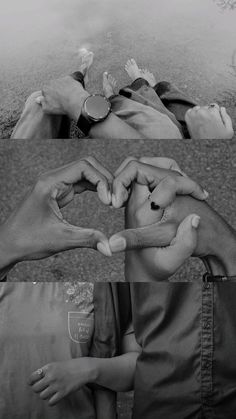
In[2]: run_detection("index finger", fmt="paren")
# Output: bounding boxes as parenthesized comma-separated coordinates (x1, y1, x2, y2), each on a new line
(220, 107, 234, 132)
(112, 160, 207, 208)
(139, 157, 184, 174)
(112, 160, 178, 208)
(28, 367, 46, 386)
(39, 159, 112, 205)
(109, 221, 176, 252)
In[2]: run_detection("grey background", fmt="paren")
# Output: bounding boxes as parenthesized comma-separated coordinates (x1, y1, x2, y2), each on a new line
(0, 138, 235, 282)
(1, 0, 236, 138)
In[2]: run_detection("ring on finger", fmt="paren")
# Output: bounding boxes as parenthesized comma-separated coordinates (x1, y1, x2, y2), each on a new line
(36, 368, 44, 379)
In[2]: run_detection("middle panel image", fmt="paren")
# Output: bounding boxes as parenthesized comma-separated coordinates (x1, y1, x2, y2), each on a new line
(0, 139, 235, 282)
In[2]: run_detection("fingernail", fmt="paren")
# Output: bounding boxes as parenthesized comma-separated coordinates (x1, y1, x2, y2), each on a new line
(107, 190, 112, 203)
(192, 215, 200, 228)
(112, 194, 119, 208)
(203, 190, 209, 199)
(151, 202, 160, 211)
(97, 242, 112, 257)
(109, 236, 127, 252)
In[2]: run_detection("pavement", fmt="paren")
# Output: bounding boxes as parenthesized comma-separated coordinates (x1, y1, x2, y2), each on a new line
(0, 138, 235, 282)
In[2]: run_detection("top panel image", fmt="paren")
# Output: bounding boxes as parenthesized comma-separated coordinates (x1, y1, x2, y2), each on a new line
(0, 0, 236, 140)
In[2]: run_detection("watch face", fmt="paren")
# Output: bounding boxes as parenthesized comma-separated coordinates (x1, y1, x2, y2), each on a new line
(84, 95, 111, 121)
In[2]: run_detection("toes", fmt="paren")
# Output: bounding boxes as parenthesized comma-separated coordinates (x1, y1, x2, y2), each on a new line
(108, 75, 117, 87)
(78, 48, 94, 68)
(125, 59, 133, 68)
(103, 72, 108, 83)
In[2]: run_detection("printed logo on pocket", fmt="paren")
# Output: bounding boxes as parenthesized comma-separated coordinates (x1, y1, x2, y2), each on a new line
(68, 312, 94, 343)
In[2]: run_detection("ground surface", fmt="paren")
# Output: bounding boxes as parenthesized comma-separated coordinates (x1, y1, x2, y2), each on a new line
(0, 139, 235, 282)
(0, 0, 236, 138)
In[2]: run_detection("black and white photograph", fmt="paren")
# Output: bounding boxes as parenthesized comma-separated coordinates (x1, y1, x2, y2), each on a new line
(0, 1, 236, 419)
(0, 139, 235, 282)
(0, 0, 236, 140)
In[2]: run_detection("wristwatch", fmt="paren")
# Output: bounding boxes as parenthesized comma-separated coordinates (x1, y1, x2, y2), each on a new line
(77, 94, 111, 135)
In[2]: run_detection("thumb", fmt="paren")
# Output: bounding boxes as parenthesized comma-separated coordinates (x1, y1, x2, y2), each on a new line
(160, 213, 200, 268)
(35, 95, 49, 113)
(109, 221, 177, 253)
(60, 224, 112, 257)
(146, 214, 201, 279)
(220, 107, 233, 133)
(35, 93, 44, 105)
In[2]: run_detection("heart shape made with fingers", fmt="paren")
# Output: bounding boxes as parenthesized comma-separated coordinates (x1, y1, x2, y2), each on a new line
(48, 155, 206, 257)
(9, 155, 206, 265)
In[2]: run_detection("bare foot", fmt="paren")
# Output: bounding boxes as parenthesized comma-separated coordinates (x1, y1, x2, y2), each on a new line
(103, 72, 117, 98)
(125, 58, 142, 81)
(140, 69, 156, 87)
(78, 48, 94, 83)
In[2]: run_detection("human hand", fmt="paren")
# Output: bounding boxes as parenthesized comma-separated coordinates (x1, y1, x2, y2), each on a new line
(111, 157, 208, 209)
(109, 157, 205, 280)
(36, 75, 89, 121)
(185, 104, 234, 139)
(0, 157, 113, 268)
(110, 156, 236, 278)
(29, 359, 92, 406)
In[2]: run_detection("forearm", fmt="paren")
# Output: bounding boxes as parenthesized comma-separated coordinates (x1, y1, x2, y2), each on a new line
(89, 113, 144, 140)
(201, 241, 236, 276)
(94, 388, 117, 419)
(63, 86, 143, 139)
(87, 353, 138, 392)
(0, 225, 18, 279)
(200, 213, 236, 276)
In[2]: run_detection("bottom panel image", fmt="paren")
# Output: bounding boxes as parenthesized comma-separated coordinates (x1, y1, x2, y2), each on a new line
(1, 281, 236, 419)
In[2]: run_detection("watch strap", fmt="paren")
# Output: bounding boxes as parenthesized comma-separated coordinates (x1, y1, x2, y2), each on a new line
(77, 113, 92, 136)
(203, 272, 236, 282)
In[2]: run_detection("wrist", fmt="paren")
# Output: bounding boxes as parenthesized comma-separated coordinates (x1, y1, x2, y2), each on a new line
(82, 357, 99, 385)
(201, 233, 236, 276)
(0, 223, 20, 275)
(66, 88, 90, 121)
(202, 253, 236, 276)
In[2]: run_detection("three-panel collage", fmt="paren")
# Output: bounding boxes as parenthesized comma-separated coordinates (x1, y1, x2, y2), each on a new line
(0, 1, 236, 418)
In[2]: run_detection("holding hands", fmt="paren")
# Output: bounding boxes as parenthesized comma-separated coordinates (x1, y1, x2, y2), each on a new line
(109, 157, 204, 280)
